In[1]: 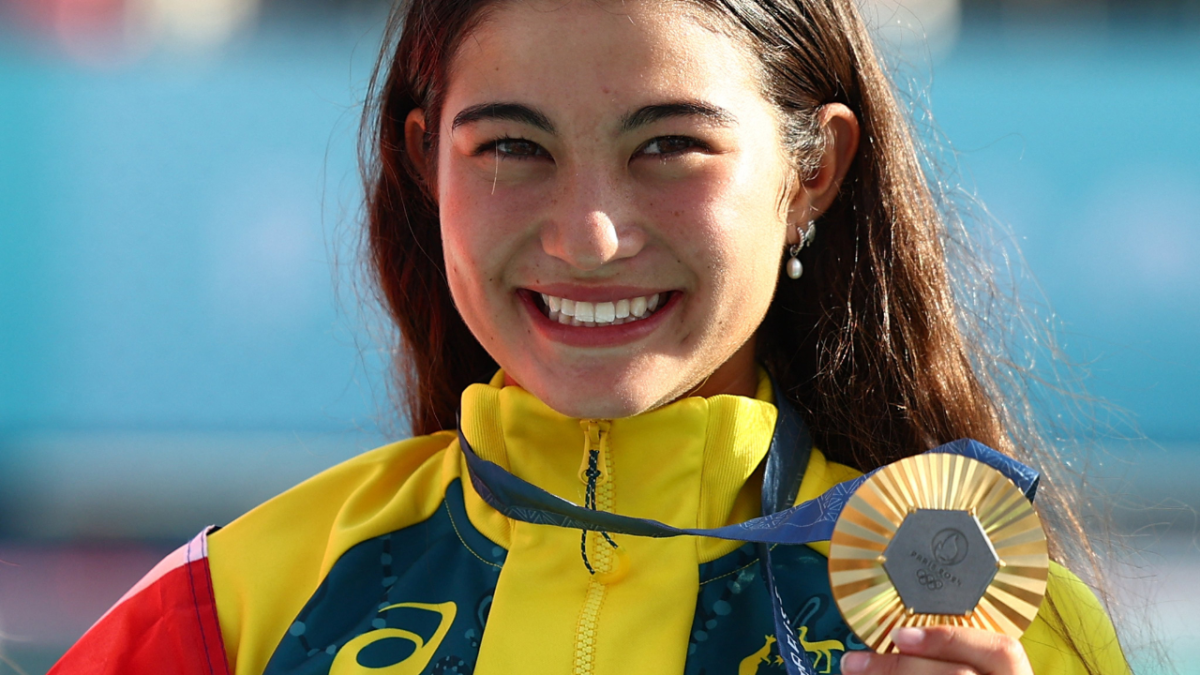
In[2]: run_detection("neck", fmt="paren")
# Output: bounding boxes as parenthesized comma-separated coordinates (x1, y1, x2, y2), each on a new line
(684, 338, 759, 400)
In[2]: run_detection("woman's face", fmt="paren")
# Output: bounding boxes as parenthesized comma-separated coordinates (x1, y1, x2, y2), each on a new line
(428, 0, 805, 419)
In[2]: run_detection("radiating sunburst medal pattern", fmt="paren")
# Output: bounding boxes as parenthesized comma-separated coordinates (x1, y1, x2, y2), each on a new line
(828, 453, 1049, 653)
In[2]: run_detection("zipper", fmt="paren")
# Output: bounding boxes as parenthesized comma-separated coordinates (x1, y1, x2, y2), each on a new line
(573, 420, 616, 675)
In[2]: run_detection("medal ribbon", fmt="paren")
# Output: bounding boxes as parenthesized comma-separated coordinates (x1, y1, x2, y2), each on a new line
(456, 384, 1039, 675)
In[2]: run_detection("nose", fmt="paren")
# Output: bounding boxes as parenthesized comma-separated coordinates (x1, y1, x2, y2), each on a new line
(540, 171, 644, 271)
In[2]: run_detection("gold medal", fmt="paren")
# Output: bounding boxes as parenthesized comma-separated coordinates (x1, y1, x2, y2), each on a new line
(828, 453, 1049, 652)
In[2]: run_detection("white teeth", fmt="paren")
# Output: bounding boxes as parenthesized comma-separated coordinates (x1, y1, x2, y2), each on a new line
(595, 302, 616, 323)
(536, 292, 667, 327)
(574, 301, 595, 322)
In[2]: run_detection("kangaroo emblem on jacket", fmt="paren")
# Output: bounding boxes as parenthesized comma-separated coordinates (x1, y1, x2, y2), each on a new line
(737, 625, 847, 675)
(738, 635, 777, 675)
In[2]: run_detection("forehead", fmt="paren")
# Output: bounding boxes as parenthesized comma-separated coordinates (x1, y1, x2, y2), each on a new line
(443, 0, 765, 122)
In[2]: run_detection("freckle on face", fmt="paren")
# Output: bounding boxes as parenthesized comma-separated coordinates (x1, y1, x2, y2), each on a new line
(436, 0, 798, 419)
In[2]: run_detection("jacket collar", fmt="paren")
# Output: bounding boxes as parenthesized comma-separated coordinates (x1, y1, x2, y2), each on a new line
(459, 369, 783, 562)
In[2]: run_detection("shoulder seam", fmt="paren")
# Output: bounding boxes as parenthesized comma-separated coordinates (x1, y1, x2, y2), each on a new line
(444, 493, 504, 569)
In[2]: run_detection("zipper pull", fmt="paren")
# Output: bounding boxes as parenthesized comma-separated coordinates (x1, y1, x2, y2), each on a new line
(576, 419, 618, 576)
(577, 420, 611, 485)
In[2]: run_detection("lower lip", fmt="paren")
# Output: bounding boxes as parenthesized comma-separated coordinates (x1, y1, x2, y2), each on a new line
(519, 290, 679, 348)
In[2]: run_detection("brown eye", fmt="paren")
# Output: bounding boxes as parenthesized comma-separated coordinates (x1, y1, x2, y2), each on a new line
(494, 138, 547, 158)
(640, 136, 701, 157)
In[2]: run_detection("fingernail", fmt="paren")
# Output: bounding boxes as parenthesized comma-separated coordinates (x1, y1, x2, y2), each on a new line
(892, 627, 925, 648)
(841, 651, 870, 674)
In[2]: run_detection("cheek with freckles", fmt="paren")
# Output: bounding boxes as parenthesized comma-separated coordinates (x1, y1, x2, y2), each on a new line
(437, 149, 547, 344)
(440, 217, 520, 357)
(640, 167, 788, 341)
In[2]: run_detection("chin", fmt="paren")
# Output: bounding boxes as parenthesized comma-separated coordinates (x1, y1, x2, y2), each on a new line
(524, 380, 664, 420)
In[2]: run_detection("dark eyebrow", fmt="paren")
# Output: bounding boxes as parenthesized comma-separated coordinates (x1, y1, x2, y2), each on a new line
(451, 103, 556, 133)
(619, 102, 737, 132)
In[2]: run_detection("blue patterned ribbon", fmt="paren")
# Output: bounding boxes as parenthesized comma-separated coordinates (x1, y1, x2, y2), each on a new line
(456, 385, 1039, 674)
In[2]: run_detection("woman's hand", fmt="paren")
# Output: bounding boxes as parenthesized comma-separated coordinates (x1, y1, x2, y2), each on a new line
(840, 626, 1034, 675)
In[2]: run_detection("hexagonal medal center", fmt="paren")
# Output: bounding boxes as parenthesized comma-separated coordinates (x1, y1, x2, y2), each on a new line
(882, 509, 999, 616)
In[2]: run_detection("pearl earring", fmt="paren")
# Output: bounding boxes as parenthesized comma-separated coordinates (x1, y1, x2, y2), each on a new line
(786, 221, 816, 279)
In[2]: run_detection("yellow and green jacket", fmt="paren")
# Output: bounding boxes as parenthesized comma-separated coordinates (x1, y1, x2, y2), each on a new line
(51, 373, 1129, 675)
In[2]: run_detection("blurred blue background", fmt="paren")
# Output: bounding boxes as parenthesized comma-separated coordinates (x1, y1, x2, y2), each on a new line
(0, 0, 1197, 672)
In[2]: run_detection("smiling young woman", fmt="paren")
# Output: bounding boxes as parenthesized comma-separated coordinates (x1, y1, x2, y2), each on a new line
(413, 0, 859, 419)
(50, 2, 1130, 675)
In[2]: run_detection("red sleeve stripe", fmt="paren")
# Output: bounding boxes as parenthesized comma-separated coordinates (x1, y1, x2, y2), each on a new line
(92, 527, 210, 627)
(49, 527, 231, 675)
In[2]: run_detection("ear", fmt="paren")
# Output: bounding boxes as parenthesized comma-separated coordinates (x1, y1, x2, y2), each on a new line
(405, 108, 431, 182)
(785, 103, 860, 241)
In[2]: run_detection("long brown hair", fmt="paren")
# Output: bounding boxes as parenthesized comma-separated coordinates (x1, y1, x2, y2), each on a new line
(360, 0, 1121, 669)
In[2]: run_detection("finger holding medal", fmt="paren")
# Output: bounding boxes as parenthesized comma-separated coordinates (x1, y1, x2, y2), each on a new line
(841, 626, 1034, 675)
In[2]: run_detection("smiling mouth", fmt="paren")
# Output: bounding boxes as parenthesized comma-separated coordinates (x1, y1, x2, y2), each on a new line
(532, 292, 669, 327)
